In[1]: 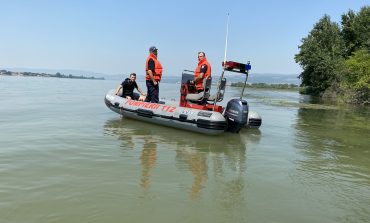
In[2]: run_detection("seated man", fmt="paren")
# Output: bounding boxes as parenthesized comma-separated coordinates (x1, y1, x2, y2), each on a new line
(115, 73, 146, 101)
(190, 51, 211, 93)
(185, 51, 212, 104)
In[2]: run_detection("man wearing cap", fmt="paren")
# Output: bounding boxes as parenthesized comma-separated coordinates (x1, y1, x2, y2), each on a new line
(145, 46, 163, 103)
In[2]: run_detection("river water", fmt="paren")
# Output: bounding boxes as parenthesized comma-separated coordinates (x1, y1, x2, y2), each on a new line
(1, 76, 369, 223)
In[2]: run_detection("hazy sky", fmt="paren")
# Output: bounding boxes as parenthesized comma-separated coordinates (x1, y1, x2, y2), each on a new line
(1, 0, 369, 76)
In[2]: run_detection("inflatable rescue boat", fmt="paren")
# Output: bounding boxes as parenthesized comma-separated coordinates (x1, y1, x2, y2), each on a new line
(105, 61, 262, 135)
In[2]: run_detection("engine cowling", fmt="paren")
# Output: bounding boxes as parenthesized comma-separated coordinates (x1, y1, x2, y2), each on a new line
(224, 99, 249, 133)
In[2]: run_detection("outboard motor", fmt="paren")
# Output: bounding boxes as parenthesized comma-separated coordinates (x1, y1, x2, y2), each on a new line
(224, 99, 249, 133)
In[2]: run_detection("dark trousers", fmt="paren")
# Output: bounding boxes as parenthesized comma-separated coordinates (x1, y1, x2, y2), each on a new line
(145, 80, 159, 103)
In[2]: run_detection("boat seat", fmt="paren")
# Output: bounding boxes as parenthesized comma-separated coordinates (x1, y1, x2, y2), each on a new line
(207, 78, 226, 102)
(186, 77, 212, 102)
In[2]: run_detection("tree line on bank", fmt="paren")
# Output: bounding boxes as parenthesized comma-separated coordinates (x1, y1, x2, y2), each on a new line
(0, 70, 104, 80)
(295, 6, 369, 105)
(231, 82, 299, 90)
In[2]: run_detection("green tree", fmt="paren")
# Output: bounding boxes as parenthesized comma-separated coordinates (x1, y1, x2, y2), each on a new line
(295, 15, 344, 95)
(344, 49, 370, 89)
(341, 6, 370, 57)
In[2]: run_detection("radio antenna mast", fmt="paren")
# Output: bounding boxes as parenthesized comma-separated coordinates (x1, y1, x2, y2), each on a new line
(213, 13, 230, 110)
(223, 13, 230, 69)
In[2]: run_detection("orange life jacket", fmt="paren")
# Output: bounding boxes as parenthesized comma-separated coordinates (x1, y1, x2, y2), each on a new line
(194, 58, 211, 91)
(145, 53, 163, 81)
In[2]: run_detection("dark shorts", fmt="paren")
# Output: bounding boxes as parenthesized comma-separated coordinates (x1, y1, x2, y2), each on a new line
(122, 93, 140, 100)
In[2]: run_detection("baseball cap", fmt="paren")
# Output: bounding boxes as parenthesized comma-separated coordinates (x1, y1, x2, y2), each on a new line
(149, 46, 158, 52)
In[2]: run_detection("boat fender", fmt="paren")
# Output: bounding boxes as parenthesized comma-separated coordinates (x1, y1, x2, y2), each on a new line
(196, 119, 227, 130)
(137, 109, 154, 118)
(179, 114, 188, 122)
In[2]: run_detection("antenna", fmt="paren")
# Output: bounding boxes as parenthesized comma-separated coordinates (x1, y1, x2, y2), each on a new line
(223, 13, 230, 68)
(213, 13, 230, 111)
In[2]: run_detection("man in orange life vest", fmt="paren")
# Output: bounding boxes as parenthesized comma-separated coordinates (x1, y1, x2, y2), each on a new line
(145, 46, 163, 103)
(190, 51, 212, 93)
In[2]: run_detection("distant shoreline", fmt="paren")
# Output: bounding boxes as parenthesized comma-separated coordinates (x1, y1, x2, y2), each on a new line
(231, 82, 300, 90)
(0, 69, 104, 80)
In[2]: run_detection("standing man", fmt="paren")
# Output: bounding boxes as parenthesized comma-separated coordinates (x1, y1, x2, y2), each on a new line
(192, 51, 211, 92)
(145, 46, 163, 103)
(115, 73, 146, 101)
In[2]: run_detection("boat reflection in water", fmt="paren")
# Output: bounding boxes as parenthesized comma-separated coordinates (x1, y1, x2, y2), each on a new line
(104, 117, 261, 201)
